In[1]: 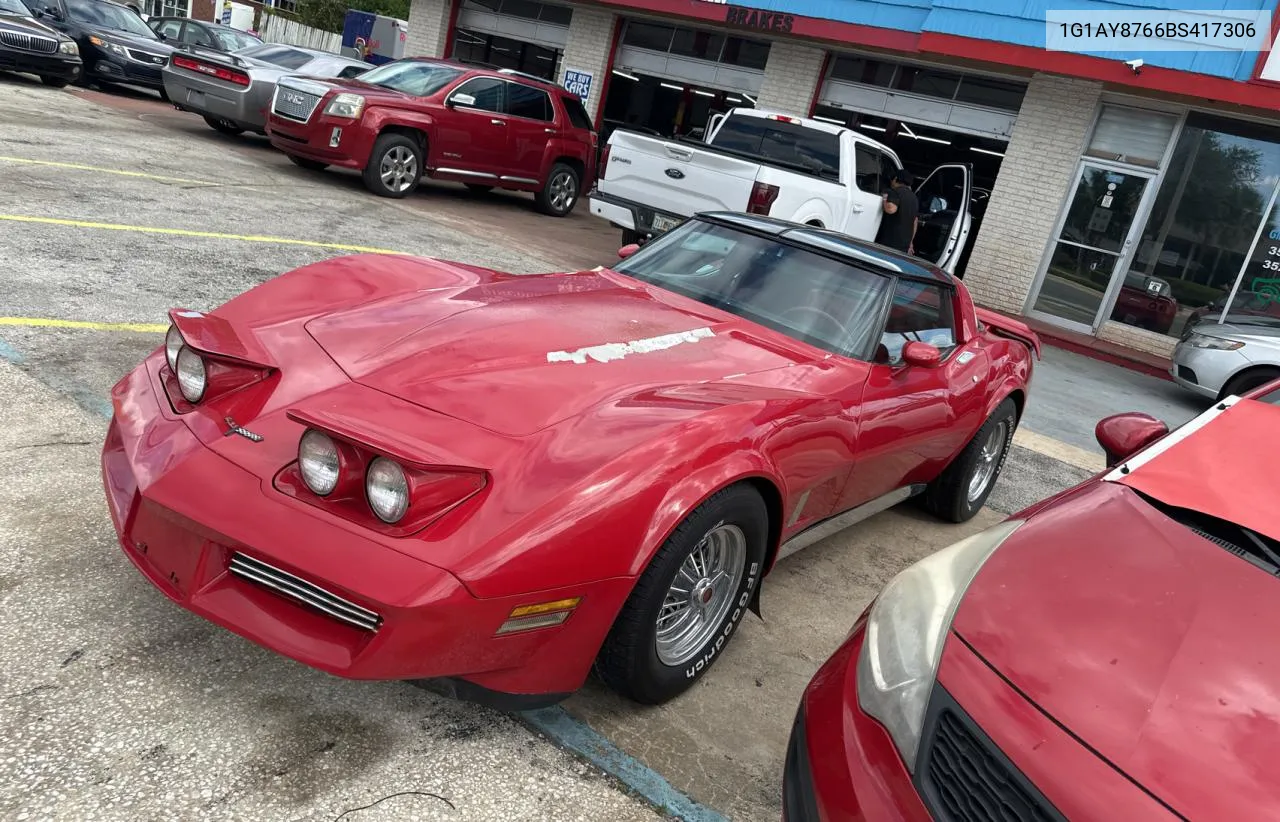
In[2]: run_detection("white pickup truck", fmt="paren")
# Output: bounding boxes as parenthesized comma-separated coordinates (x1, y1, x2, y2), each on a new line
(589, 108, 974, 274)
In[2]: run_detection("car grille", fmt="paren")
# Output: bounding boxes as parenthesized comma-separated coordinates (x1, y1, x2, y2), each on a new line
(127, 48, 167, 66)
(918, 689, 1063, 822)
(0, 29, 59, 53)
(229, 552, 382, 632)
(272, 87, 322, 123)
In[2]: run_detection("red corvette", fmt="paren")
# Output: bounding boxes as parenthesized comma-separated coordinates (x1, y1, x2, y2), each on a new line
(102, 213, 1038, 708)
(786, 382, 1280, 821)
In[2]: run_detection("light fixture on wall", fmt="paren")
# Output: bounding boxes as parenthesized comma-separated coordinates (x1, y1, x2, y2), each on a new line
(612, 69, 639, 81)
(813, 115, 844, 125)
(899, 122, 918, 138)
(726, 97, 743, 103)
(693, 89, 715, 97)
(858, 123, 887, 132)
(916, 135, 951, 145)
(660, 82, 685, 91)
(742, 93, 756, 104)
(970, 146, 1005, 158)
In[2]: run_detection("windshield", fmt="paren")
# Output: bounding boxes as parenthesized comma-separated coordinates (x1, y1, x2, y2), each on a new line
(67, 0, 156, 36)
(215, 27, 261, 51)
(709, 115, 842, 181)
(0, 0, 32, 15)
(613, 220, 893, 358)
(356, 60, 464, 96)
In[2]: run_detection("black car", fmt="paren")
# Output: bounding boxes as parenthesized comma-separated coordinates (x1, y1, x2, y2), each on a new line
(22, 0, 173, 96)
(0, 0, 80, 86)
(148, 16, 260, 53)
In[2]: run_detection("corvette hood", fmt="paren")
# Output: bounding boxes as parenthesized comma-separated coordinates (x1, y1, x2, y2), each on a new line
(955, 464, 1280, 816)
(305, 266, 813, 436)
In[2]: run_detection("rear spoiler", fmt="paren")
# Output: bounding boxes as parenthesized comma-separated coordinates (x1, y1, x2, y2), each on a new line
(170, 42, 250, 69)
(975, 308, 1041, 359)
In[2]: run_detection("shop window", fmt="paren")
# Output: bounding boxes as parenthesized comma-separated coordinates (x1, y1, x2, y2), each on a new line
(953, 76, 1025, 111)
(452, 30, 560, 80)
(500, 0, 544, 21)
(623, 21, 675, 51)
(1120, 112, 1280, 338)
(1085, 105, 1178, 169)
(538, 2, 571, 24)
(829, 56, 895, 87)
(893, 66, 961, 100)
(671, 29, 724, 61)
(721, 37, 769, 70)
(508, 83, 552, 121)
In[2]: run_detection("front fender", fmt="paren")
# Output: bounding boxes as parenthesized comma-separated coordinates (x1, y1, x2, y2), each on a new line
(360, 107, 437, 161)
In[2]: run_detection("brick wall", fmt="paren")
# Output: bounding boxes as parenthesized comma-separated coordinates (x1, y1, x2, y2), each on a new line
(560, 7, 617, 121)
(755, 41, 826, 115)
(962, 74, 1103, 315)
(1097, 320, 1177, 357)
(405, 0, 452, 58)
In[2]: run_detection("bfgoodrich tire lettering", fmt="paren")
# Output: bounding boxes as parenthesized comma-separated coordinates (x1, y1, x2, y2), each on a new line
(596, 484, 767, 705)
(921, 398, 1017, 523)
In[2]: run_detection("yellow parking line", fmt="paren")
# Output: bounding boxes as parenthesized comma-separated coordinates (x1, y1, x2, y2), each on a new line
(0, 156, 217, 187)
(0, 317, 168, 333)
(1012, 428, 1105, 473)
(0, 214, 409, 255)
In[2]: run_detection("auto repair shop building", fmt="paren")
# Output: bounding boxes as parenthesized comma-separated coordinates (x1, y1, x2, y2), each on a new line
(406, 0, 1280, 361)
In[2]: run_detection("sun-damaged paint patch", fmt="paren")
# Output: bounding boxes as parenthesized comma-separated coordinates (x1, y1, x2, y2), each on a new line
(547, 327, 715, 365)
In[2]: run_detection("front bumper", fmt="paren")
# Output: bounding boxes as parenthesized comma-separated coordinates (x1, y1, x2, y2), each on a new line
(85, 48, 166, 88)
(0, 47, 81, 80)
(1170, 340, 1247, 399)
(266, 112, 368, 170)
(101, 355, 621, 702)
(164, 69, 269, 131)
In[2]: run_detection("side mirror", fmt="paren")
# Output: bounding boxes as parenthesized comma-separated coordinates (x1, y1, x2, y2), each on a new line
(901, 341, 941, 368)
(617, 243, 640, 259)
(1095, 412, 1169, 468)
(446, 93, 476, 108)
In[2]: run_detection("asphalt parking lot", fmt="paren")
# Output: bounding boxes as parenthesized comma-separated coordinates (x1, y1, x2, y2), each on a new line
(0, 75, 1196, 821)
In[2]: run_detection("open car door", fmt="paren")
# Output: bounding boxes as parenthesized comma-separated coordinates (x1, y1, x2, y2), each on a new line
(913, 164, 972, 275)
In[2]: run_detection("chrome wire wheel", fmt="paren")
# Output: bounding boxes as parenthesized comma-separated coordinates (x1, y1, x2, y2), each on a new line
(654, 523, 747, 666)
(548, 169, 577, 213)
(379, 145, 418, 193)
(967, 420, 1008, 503)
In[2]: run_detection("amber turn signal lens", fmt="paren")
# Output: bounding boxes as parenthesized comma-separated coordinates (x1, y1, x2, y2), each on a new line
(495, 597, 581, 635)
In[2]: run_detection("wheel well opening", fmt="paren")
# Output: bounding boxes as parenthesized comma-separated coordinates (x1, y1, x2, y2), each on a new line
(1220, 365, 1280, 400)
(805, 220, 824, 228)
(553, 156, 585, 181)
(380, 125, 427, 152)
(1005, 388, 1026, 423)
(744, 477, 784, 572)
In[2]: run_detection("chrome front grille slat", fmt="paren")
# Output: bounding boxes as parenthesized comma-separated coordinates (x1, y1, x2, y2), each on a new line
(272, 86, 322, 123)
(229, 553, 381, 632)
(127, 48, 166, 65)
(0, 30, 59, 53)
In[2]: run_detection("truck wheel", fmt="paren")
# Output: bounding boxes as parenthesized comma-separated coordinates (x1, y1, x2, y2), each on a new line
(203, 115, 244, 136)
(596, 484, 766, 705)
(536, 163, 579, 217)
(362, 133, 423, 198)
(288, 154, 327, 172)
(920, 399, 1017, 523)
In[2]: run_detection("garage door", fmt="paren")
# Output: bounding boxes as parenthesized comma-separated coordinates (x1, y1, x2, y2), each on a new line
(614, 20, 770, 94)
(456, 0, 572, 51)
(818, 53, 1025, 140)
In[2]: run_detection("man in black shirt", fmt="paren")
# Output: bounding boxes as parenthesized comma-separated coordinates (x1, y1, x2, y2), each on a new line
(876, 169, 919, 254)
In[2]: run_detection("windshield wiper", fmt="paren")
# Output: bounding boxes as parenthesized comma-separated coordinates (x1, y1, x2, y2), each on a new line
(1135, 490, 1280, 576)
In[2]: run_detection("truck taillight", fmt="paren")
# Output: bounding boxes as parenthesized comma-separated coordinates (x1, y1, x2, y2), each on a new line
(600, 143, 612, 179)
(747, 181, 779, 216)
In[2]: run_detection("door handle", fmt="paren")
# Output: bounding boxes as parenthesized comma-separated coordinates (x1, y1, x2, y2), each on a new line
(665, 147, 693, 160)
(490, 119, 506, 126)
(851, 204, 864, 214)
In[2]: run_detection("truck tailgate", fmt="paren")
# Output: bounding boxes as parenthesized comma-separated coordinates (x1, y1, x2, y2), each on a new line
(600, 130, 759, 217)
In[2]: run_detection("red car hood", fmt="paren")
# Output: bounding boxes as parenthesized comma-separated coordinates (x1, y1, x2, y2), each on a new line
(305, 265, 814, 436)
(955, 401, 1280, 820)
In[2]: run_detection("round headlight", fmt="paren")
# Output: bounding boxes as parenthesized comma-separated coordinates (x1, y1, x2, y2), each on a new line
(175, 346, 207, 403)
(298, 430, 341, 496)
(165, 325, 184, 372)
(366, 457, 410, 524)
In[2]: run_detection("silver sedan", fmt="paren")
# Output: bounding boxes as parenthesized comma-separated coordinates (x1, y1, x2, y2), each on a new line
(163, 43, 370, 136)
(1171, 318, 1280, 400)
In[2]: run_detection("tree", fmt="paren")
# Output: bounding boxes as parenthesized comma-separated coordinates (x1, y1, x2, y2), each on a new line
(294, 0, 410, 34)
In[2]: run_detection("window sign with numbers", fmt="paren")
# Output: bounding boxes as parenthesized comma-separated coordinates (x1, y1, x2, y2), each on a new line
(1213, 176, 1280, 328)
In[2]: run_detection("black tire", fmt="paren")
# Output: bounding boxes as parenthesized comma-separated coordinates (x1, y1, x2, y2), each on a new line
(157, 86, 169, 103)
(921, 398, 1017, 523)
(1220, 367, 1280, 400)
(596, 484, 767, 705)
(40, 75, 70, 89)
(536, 162, 580, 217)
(465, 184, 493, 194)
(203, 115, 244, 136)
(361, 132, 422, 198)
(288, 154, 328, 172)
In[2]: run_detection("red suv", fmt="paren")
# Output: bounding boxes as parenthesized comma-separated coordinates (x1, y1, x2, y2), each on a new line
(266, 58, 597, 216)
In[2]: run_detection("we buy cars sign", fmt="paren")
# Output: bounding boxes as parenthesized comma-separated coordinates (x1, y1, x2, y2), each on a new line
(563, 68, 593, 100)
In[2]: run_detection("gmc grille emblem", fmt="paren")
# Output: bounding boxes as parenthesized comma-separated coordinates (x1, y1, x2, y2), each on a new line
(282, 92, 305, 105)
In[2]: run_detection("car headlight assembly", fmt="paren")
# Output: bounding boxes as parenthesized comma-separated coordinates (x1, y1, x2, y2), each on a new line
(366, 457, 410, 523)
(297, 430, 341, 497)
(89, 36, 129, 57)
(323, 93, 366, 119)
(59, 40, 79, 55)
(175, 345, 207, 403)
(856, 519, 1024, 770)
(164, 324, 184, 372)
(1186, 332, 1244, 351)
